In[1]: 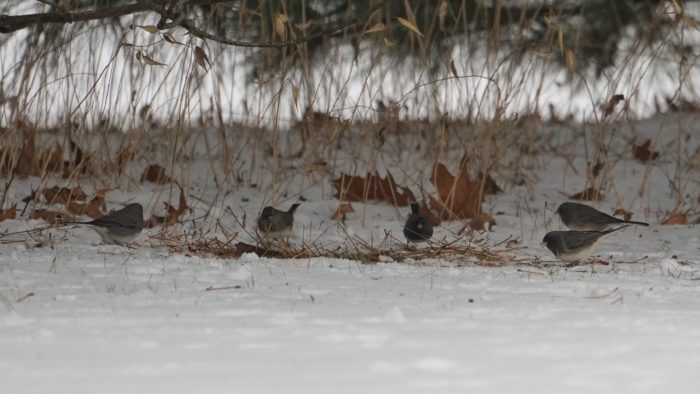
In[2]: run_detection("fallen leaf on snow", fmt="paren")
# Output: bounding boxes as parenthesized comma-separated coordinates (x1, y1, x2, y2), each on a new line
(660, 212, 688, 225)
(42, 185, 88, 205)
(613, 208, 633, 221)
(0, 204, 17, 222)
(66, 201, 103, 219)
(145, 183, 189, 227)
(333, 171, 415, 207)
(602, 94, 625, 118)
(430, 161, 481, 219)
(141, 164, 173, 184)
(634, 139, 659, 163)
(469, 212, 497, 231)
(331, 203, 354, 220)
(31, 209, 74, 224)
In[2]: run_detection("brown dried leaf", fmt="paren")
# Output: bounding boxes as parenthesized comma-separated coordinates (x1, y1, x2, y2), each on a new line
(141, 164, 173, 184)
(635, 139, 659, 163)
(42, 186, 87, 205)
(395, 16, 424, 38)
(65, 188, 107, 219)
(0, 204, 16, 222)
(430, 161, 482, 219)
(449, 59, 458, 79)
(364, 22, 385, 34)
(194, 46, 210, 71)
(603, 94, 625, 118)
(331, 203, 354, 220)
(333, 171, 416, 206)
(569, 187, 604, 201)
(661, 212, 688, 225)
(31, 209, 74, 224)
(469, 213, 496, 231)
(147, 184, 189, 227)
(137, 51, 166, 66)
(92, 188, 108, 204)
(137, 25, 159, 33)
(274, 14, 288, 39)
(169, 183, 189, 221)
(162, 32, 180, 44)
(66, 201, 103, 219)
(144, 215, 165, 228)
(16, 133, 38, 178)
(613, 208, 633, 221)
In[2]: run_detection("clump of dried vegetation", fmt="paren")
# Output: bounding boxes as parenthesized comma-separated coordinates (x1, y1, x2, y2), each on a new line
(1, 1, 699, 265)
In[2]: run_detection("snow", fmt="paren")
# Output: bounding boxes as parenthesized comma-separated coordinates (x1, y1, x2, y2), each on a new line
(2, 248, 700, 393)
(1, 113, 700, 392)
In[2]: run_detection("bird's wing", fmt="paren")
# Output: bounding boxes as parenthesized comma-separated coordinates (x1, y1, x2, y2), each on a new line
(589, 211, 625, 226)
(563, 231, 607, 250)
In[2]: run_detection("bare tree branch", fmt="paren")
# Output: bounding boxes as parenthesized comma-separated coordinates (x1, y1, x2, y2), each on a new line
(0, 0, 226, 34)
(0, 3, 150, 33)
(0, 0, 383, 50)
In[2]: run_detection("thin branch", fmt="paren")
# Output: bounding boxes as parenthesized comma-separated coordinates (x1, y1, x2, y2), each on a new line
(0, 2, 150, 33)
(1, 0, 383, 50)
(0, 0, 226, 34)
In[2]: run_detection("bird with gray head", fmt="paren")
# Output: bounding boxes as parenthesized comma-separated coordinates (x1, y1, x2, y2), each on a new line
(556, 202, 649, 231)
(257, 203, 301, 237)
(542, 225, 628, 262)
(66, 203, 144, 246)
(403, 202, 433, 244)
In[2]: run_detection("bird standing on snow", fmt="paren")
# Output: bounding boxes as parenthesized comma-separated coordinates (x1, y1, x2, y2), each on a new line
(257, 203, 301, 237)
(67, 203, 144, 246)
(542, 226, 628, 262)
(556, 202, 649, 231)
(403, 202, 433, 244)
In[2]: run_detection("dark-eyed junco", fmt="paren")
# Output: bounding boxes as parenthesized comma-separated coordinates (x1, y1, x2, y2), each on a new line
(257, 203, 301, 237)
(556, 202, 649, 231)
(67, 203, 144, 246)
(403, 202, 433, 243)
(542, 225, 628, 262)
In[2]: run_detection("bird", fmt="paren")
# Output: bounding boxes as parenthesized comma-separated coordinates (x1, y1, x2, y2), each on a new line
(257, 203, 301, 237)
(542, 225, 628, 262)
(556, 202, 649, 231)
(66, 203, 144, 246)
(403, 202, 433, 244)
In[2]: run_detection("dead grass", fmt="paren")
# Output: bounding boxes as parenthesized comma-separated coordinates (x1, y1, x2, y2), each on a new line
(1, 1, 699, 264)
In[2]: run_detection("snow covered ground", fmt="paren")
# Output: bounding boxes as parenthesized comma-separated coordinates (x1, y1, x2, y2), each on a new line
(1, 113, 700, 393)
(2, 244, 700, 393)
